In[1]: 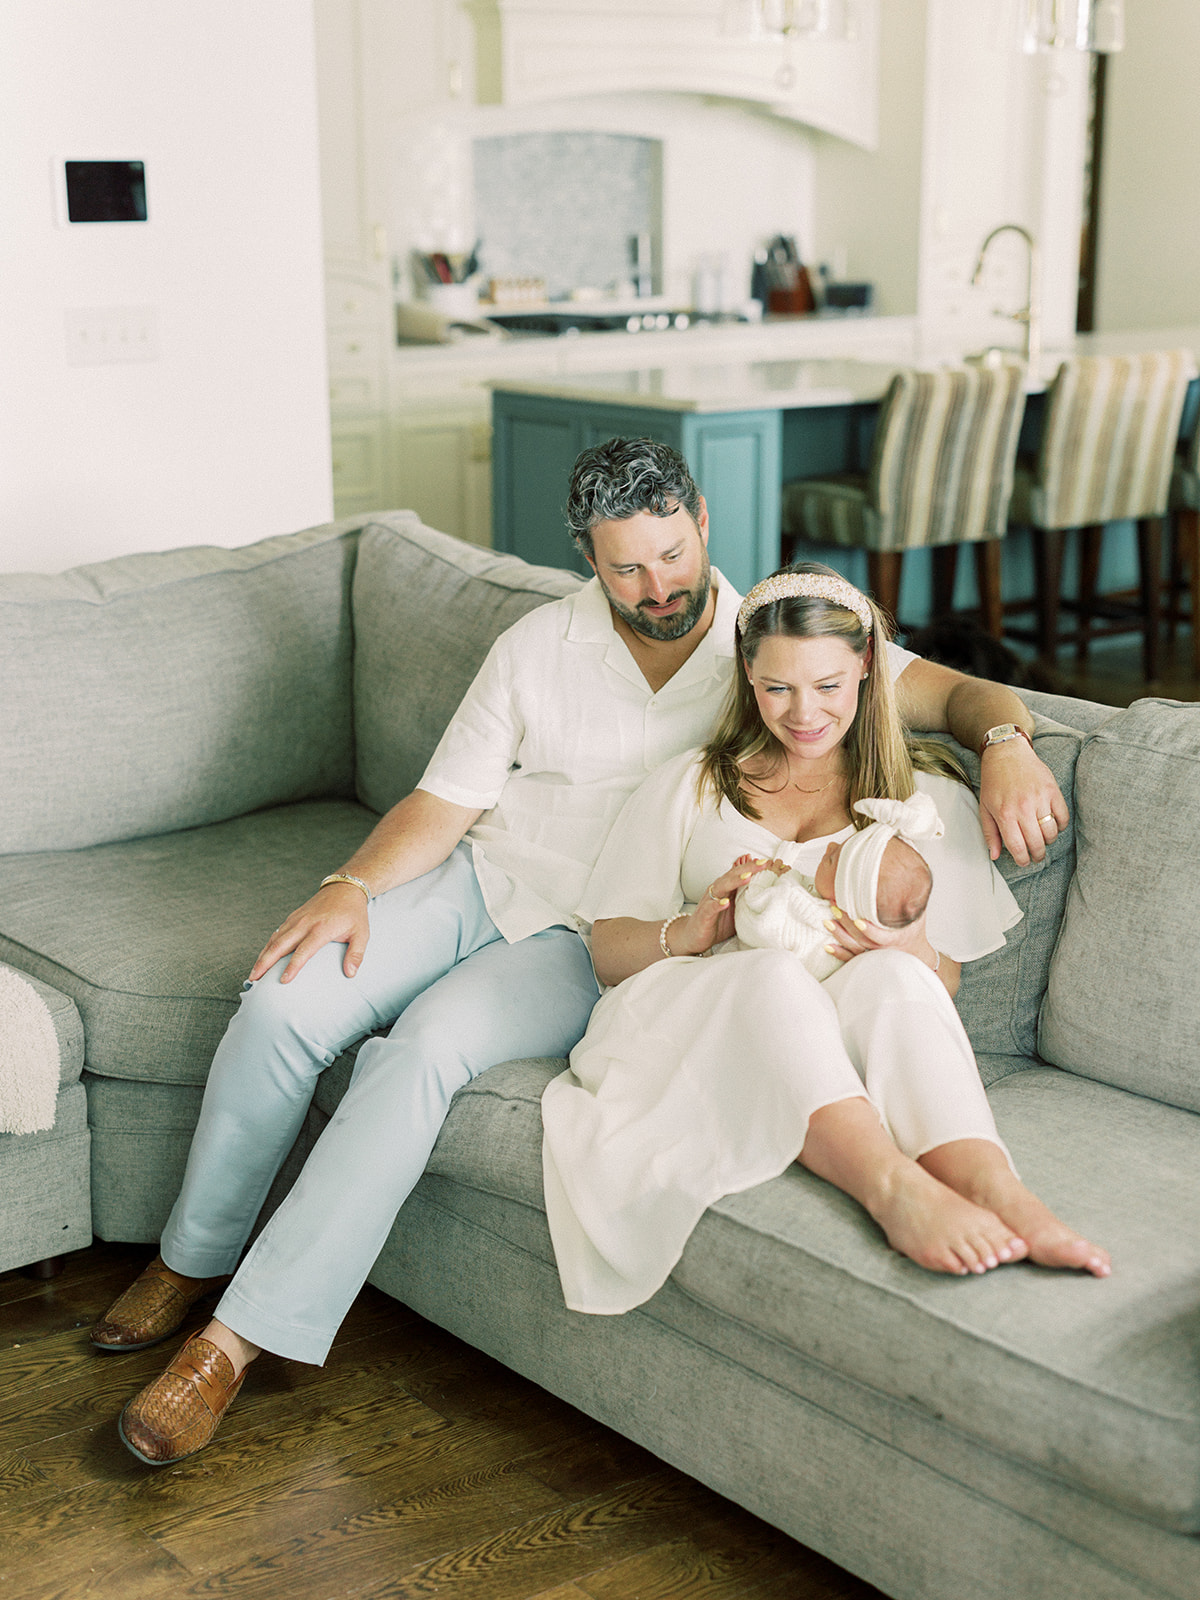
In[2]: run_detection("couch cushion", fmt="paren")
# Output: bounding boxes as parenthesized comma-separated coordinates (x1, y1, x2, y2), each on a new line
(0, 800, 377, 1086)
(926, 715, 1083, 1061)
(352, 513, 582, 814)
(1040, 699, 1200, 1111)
(419, 1058, 1200, 1532)
(0, 519, 364, 854)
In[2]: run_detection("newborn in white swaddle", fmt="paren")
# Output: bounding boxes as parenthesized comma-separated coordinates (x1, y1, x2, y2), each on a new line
(734, 792, 945, 981)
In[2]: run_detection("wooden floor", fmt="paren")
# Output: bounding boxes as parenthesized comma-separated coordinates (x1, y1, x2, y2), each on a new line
(0, 1243, 885, 1600)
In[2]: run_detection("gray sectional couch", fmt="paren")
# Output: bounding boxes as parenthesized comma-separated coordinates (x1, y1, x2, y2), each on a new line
(2, 512, 1198, 1600)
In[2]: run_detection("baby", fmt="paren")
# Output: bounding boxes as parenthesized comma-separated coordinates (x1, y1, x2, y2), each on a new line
(734, 792, 943, 981)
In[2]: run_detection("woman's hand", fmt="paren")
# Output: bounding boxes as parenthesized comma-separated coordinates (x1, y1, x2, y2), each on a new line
(822, 907, 961, 996)
(666, 856, 780, 956)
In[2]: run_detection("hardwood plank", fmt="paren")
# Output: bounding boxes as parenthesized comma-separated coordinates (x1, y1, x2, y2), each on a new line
(576, 1509, 888, 1600)
(150, 1408, 595, 1574)
(349, 1470, 732, 1600)
(157, 1461, 579, 1594)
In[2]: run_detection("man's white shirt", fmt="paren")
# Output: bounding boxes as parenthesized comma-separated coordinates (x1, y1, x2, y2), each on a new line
(419, 568, 915, 941)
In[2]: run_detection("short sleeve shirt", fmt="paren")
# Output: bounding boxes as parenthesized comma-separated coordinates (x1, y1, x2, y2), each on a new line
(419, 570, 916, 942)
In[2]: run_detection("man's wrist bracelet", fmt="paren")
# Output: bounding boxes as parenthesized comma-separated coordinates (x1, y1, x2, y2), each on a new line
(319, 872, 372, 902)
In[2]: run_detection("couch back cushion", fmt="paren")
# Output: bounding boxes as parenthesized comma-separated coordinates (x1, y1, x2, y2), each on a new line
(1, 520, 362, 853)
(353, 514, 583, 813)
(1039, 699, 1200, 1111)
(941, 715, 1085, 1065)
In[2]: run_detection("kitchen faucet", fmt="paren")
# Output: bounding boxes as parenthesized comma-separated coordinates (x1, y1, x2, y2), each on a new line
(970, 224, 1041, 377)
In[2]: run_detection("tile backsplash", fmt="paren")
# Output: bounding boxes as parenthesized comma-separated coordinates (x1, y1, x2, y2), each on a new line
(473, 131, 662, 301)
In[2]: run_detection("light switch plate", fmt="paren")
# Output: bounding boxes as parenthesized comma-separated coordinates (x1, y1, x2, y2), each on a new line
(65, 306, 159, 366)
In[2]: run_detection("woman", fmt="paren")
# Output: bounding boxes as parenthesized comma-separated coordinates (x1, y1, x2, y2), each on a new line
(542, 563, 1110, 1315)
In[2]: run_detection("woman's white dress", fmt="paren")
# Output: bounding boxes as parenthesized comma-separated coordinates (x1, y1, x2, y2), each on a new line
(541, 751, 1022, 1315)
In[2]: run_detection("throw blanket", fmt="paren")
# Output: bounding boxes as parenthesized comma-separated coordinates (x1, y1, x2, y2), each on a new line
(0, 966, 61, 1135)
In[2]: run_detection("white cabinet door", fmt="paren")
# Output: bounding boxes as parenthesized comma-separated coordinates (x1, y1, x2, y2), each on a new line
(391, 405, 493, 547)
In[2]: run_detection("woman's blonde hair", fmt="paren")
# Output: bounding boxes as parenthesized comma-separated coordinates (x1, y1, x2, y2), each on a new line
(700, 561, 964, 824)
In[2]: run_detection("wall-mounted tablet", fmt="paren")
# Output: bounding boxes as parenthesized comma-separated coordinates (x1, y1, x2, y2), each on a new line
(64, 161, 147, 223)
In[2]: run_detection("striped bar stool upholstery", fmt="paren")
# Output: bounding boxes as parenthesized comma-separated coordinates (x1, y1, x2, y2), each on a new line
(781, 363, 1026, 632)
(1007, 349, 1195, 678)
(1168, 413, 1200, 675)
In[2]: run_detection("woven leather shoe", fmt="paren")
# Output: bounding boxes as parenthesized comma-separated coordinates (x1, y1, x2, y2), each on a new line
(118, 1335, 247, 1465)
(91, 1256, 222, 1352)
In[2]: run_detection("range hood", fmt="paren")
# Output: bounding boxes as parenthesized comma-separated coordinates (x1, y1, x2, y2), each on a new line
(464, 0, 880, 149)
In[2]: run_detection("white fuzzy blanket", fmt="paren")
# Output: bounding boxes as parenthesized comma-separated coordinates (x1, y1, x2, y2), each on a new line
(0, 966, 61, 1135)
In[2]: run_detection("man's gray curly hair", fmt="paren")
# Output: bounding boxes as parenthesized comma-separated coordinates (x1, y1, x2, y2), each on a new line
(565, 437, 704, 559)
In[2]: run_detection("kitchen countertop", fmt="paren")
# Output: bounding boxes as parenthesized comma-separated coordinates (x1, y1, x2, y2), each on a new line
(487, 328, 1200, 414)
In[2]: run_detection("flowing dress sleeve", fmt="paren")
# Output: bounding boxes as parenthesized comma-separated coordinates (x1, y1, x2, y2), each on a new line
(576, 748, 706, 926)
(915, 773, 1022, 962)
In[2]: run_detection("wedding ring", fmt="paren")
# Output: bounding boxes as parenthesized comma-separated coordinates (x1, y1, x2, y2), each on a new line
(1037, 815, 1054, 827)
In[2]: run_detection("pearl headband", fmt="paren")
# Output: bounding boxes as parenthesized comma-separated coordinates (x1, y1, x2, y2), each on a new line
(737, 572, 874, 637)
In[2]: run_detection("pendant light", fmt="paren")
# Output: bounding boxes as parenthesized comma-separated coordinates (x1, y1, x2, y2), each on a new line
(1020, 0, 1124, 54)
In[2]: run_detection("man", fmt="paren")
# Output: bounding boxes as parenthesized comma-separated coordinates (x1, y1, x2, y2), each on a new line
(95, 437, 1067, 1465)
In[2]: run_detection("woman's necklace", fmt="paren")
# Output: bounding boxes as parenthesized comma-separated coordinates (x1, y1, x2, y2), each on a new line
(790, 771, 841, 795)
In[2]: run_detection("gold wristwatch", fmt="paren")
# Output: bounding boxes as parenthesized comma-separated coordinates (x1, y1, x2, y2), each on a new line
(979, 723, 1033, 756)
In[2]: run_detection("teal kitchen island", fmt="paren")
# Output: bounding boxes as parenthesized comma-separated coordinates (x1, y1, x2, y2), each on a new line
(490, 360, 900, 596)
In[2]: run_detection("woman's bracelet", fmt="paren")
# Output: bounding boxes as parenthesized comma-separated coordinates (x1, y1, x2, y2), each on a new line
(319, 872, 373, 902)
(659, 912, 714, 959)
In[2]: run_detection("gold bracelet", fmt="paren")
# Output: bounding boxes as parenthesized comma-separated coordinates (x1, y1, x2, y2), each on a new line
(319, 872, 372, 902)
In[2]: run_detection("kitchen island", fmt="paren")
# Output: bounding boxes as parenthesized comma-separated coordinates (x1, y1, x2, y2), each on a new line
(490, 332, 1200, 615)
(491, 359, 900, 594)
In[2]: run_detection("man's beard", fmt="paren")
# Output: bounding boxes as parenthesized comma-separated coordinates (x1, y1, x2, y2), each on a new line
(602, 551, 712, 642)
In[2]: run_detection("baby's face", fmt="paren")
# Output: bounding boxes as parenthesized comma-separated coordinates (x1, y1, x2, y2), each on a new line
(814, 840, 841, 902)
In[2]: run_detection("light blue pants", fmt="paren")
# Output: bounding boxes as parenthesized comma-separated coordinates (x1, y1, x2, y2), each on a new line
(159, 844, 598, 1364)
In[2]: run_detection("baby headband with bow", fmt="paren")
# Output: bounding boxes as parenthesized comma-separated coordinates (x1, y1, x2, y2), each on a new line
(834, 791, 945, 924)
(737, 572, 875, 636)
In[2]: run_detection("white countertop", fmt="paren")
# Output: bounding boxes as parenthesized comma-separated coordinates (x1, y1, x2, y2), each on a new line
(487, 328, 1200, 414)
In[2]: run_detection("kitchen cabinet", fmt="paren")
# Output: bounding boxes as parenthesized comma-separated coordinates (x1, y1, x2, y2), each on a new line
(466, 0, 879, 148)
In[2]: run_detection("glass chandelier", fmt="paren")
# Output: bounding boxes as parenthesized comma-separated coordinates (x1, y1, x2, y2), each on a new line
(1020, 0, 1124, 53)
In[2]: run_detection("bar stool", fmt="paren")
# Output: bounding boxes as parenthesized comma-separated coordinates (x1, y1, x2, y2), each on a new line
(1168, 418, 1200, 675)
(1006, 350, 1195, 679)
(780, 364, 1026, 632)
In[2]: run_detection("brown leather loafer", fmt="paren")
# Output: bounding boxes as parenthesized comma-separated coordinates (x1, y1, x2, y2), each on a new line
(118, 1335, 247, 1465)
(90, 1256, 222, 1352)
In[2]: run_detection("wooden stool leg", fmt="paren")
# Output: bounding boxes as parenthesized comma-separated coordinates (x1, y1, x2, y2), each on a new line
(1138, 516, 1163, 682)
(931, 546, 959, 619)
(1034, 528, 1064, 663)
(867, 551, 903, 627)
(974, 541, 1004, 637)
(1077, 525, 1103, 661)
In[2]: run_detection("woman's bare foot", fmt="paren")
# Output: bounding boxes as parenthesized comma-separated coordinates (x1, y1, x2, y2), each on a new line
(868, 1162, 1026, 1276)
(799, 1099, 1024, 1276)
(198, 1318, 262, 1380)
(922, 1141, 1110, 1278)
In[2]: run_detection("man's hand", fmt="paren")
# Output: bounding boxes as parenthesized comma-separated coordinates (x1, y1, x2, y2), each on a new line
(250, 882, 370, 984)
(978, 737, 1070, 866)
(894, 657, 1070, 867)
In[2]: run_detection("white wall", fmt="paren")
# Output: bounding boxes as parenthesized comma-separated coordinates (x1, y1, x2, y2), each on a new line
(811, 0, 926, 316)
(1095, 0, 1200, 332)
(0, 1, 333, 574)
